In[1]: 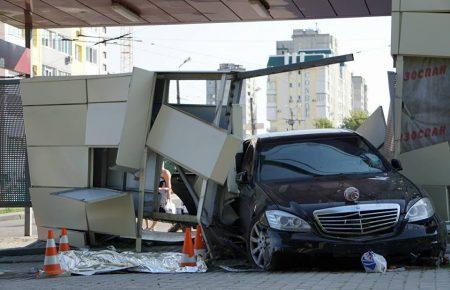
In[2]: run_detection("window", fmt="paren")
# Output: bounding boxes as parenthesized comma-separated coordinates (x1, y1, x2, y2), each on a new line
(75, 45, 82, 61)
(103, 51, 107, 59)
(289, 96, 293, 103)
(50, 31, 56, 49)
(258, 136, 386, 182)
(42, 65, 56, 76)
(42, 30, 50, 47)
(7, 25, 24, 38)
(305, 103, 310, 117)
(103, 64, 107, 72)
(289, 83, 293, 88)
(86, 47, 97, 63)
(58, 37, 72, 55)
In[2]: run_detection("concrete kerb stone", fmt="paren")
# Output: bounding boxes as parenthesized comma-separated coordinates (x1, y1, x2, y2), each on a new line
(0, 212, 24, 222)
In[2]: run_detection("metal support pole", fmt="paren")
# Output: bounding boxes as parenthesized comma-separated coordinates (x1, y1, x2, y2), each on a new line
(212, 74, 228, 125)
(136, 148, 148, 252)
(177, 166, 199, 206)
(24, 26, 32, 236)
(176, 80, 180, 104)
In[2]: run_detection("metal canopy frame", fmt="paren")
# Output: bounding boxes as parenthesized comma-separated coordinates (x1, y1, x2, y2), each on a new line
(133, 54, 354, 252)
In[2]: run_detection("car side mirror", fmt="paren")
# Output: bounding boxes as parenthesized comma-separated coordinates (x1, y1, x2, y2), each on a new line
(391, 159, 403, 171)
(236, 171, 249, 184)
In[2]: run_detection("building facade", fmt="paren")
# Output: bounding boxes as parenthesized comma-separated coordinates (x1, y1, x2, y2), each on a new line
(267, 29, 353, 131)
(206, 63, 256, 136)
(32, 27, 107, 77)
(0, 23, 107, 77)
(351, 75, 368, 113)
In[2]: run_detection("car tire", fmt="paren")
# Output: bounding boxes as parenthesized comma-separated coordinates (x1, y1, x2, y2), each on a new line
(247, 217, 277, 270)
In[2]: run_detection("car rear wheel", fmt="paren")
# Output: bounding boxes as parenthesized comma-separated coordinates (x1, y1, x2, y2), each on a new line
(248, 219, 276, 270)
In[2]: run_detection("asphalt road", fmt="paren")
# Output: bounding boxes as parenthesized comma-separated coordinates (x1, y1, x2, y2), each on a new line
(0, 217, 37, 249)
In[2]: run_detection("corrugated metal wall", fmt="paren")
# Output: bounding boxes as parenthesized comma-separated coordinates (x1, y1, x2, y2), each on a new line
(0, 79, 31, 207)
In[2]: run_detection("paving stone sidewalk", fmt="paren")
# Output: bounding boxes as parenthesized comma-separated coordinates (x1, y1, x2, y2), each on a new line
(1, 266, 449, 290)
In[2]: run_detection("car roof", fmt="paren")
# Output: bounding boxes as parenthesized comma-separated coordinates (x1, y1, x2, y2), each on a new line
(255, 128, 357, 143)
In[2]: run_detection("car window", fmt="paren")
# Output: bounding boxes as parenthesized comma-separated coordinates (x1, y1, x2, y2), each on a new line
(259, 136, 386, 182)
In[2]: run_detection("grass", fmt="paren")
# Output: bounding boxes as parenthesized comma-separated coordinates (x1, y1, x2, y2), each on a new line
(0, 208, 23, 214)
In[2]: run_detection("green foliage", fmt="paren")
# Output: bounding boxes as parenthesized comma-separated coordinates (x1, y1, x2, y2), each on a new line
(313, 118, 334, 129)
(341, 109, 369, 131)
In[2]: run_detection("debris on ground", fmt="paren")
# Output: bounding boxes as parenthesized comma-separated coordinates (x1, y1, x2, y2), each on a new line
(361, 251, 387, 273)
(59, 250, 207, 275)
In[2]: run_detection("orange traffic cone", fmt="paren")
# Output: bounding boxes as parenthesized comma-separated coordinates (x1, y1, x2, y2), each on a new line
(43, 230, 63, 276)
(179, 227, 196, 267)
(59, 228, 70, 252)
(194, 225, 206, 258)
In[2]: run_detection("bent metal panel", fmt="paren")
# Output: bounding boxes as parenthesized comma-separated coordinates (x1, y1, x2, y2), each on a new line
(401, 57, 450, 153)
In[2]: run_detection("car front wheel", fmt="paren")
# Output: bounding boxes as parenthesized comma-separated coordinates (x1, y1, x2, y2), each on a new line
(247, 219, 276, 270)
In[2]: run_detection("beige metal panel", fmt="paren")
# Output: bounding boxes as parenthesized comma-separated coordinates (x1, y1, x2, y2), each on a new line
(85, 103, 127, 146)
(116, 68, 156, 171)
(147, 105, 242, 185)
(37, 226, 88, 248)
(227, 104, 244, 193)
(399, 142, 450, 185)
(422, 185, 450, 221)
(23, 104, 87, 146)
(28, 147, 89, 187)
(392, 0, 401, 11)
(356, 106, 386, 148)
(86, 193, 136, 237)
(400, 0, 450, 12)
(87, 75, 131, 103)
(391, 12, 401, 55)
(399, 12, 450, 57)
(31, 187, 88, 231)
(20, 79, 86, 105)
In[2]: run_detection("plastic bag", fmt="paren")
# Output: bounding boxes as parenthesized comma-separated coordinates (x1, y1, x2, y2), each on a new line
(164, 198, 176, 214)
(361, 251, 387, 273)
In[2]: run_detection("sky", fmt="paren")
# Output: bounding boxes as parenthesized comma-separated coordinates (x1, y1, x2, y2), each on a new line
(108, 16, 393, 128)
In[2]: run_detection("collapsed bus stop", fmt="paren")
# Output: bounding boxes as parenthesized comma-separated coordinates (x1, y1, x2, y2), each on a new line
(0, 0, 450, 275)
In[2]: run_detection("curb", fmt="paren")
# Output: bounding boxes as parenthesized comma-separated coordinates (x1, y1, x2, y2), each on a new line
(0, 212, 24, 222)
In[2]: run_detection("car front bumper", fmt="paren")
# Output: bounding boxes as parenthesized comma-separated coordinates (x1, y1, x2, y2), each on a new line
(267, 216, 447, 259)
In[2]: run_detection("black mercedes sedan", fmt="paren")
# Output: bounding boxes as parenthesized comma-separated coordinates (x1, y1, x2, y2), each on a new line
(235, 129, 447, 270)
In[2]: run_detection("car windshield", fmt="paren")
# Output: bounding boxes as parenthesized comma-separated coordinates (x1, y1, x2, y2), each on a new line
(259, 136, 387, 182)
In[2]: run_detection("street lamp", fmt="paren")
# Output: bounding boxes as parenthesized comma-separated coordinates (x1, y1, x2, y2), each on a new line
(176, 57, 191, 104)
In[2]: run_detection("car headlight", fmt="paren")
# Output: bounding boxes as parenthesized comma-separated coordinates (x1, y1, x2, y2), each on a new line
(405, 198, 435, 222)
(265, 210, 311, 232)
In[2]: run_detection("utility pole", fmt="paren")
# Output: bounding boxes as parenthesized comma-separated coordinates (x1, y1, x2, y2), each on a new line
(120, 27, 133, 73)
(287, 108, 295, 130)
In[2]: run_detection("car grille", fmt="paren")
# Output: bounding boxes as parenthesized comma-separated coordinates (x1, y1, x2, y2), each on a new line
(313, 204, 400, 236)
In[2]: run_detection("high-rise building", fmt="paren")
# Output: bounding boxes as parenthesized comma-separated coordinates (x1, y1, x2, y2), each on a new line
(0, 23, 108, 77)
(266, 29, 354, 131)
(206, 63, 256, 136)
(351, 75, 368, 113)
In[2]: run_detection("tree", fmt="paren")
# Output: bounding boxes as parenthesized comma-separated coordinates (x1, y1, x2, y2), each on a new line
(313, 118, 334, 129)
(341, 109, 369, 131)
